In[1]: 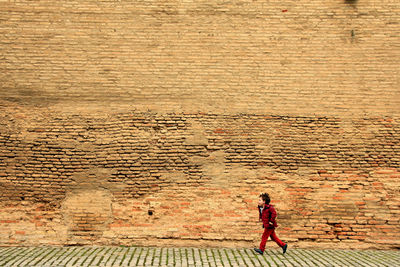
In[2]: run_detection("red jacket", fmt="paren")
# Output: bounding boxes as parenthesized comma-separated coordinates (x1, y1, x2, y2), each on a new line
(258, 204, 278, 229)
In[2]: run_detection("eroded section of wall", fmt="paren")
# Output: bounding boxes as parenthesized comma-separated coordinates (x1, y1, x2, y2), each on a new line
(0, 107, 398, 248)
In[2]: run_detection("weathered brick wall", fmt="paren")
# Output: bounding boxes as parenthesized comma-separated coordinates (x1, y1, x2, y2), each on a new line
(0, 0, 399, 249)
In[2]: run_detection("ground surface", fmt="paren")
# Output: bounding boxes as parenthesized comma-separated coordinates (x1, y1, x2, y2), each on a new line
(0, 246, 399, 266)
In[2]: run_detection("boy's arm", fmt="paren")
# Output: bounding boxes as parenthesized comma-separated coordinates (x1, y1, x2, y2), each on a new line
(258, 205, 262, 221)
(269, 206, 278, 227)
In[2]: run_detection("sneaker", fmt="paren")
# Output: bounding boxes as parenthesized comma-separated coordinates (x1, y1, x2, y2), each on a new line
(282, 244, 288, 254)
(253, 248, 263, 255)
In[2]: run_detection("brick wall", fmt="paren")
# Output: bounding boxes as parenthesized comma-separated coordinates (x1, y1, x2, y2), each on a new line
(0, 0, 399, 249)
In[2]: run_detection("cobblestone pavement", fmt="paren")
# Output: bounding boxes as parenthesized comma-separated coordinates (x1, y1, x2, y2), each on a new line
(0, 246, 399, 267)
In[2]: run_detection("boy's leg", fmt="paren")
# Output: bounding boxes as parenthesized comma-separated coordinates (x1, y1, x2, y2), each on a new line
(269, 229, 286, 248)
(259, 228, 273, 252)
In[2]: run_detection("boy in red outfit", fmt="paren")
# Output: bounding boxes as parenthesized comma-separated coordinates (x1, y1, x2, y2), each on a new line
(254, 193, 288, 255)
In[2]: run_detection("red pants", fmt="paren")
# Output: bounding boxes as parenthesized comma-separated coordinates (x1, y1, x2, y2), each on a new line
(259, 227, 285, 252)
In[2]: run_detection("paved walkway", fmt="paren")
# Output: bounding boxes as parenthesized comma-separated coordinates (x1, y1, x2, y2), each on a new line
(0, 246, 399, 267)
